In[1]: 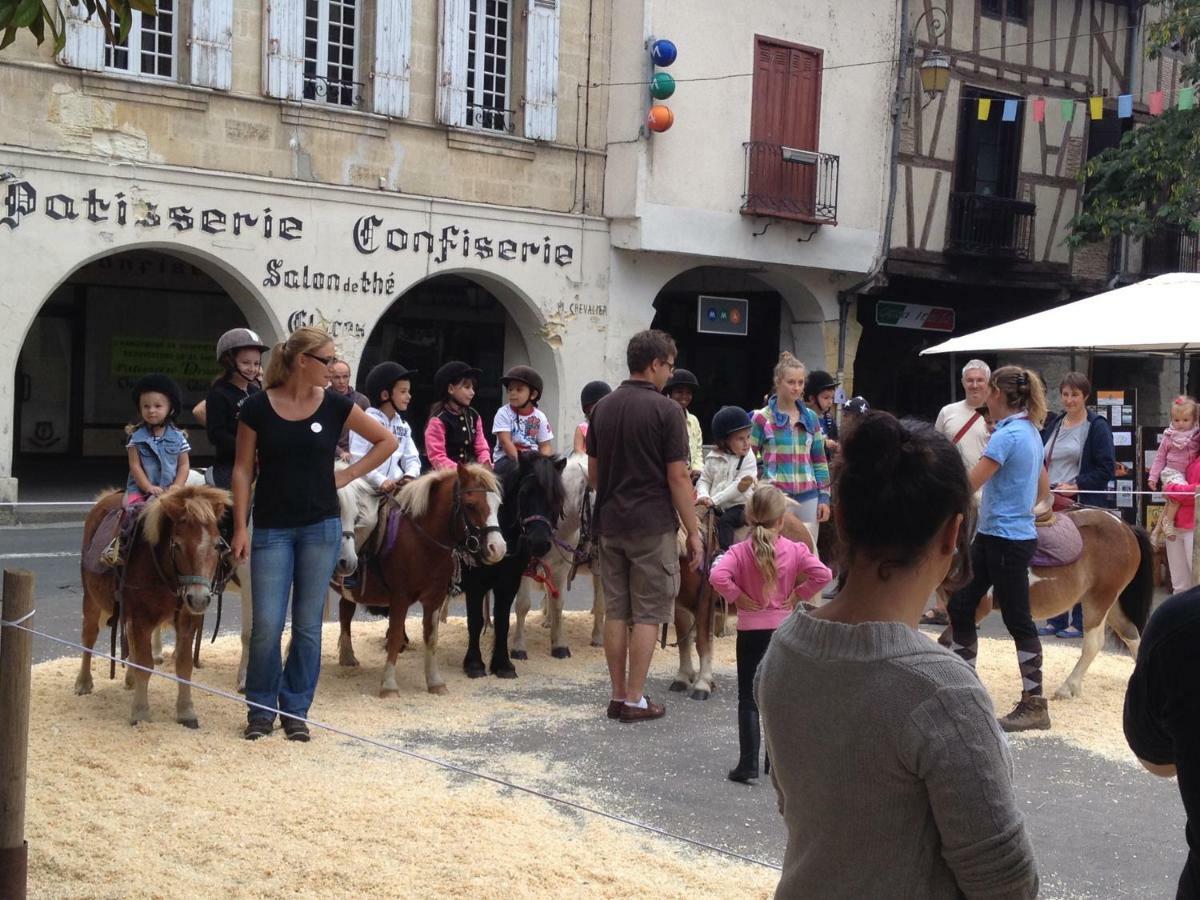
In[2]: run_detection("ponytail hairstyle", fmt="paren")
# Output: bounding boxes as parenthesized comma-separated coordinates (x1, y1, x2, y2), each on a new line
(835, 412, 973, 588)
(745, 484, 788, 598)
(262, 326, 332, 390)
(989, 365, 1047, 428)
(772, 351, 806, 392)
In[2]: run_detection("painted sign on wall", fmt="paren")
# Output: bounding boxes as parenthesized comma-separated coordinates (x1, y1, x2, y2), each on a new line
(875, 301, 956, 332)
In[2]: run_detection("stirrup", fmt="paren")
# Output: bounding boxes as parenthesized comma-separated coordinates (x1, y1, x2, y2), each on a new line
(100, 536, 124, 568)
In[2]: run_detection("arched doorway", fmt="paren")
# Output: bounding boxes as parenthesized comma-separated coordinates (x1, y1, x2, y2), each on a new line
(359, 273, 554, 459)
(13, 248, 266, 489)
(650, 267, 806, 440)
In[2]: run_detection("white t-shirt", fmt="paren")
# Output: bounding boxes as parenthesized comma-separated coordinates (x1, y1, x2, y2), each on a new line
(349, 407, 421, 488)
(492, 405, 554, 462)
(934, 399, 990, 471)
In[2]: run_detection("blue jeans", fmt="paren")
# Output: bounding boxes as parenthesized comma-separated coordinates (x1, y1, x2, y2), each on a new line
(245, 517, 341, 723)
(1047, 603, 1083, 632)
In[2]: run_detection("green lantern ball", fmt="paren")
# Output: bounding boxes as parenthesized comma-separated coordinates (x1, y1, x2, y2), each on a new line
(649, 72, 676, 100)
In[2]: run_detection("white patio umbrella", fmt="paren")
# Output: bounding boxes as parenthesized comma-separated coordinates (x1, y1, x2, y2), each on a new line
(920, 272, 1200, 356)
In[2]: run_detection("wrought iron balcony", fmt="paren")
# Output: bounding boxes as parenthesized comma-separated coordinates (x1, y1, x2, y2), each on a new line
(946, 192, 1036, 261)
(741, 142, 839, 225)
(303, 74, 365, 108)
(1144, 226, 1200, 275)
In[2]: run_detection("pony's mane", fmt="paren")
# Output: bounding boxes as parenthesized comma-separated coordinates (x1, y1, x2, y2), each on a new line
(140, 484, 229, 545)
(397, 465, 498, 518)
(524, 454, 566, 522)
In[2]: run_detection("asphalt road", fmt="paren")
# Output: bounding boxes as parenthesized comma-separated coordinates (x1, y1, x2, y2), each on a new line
(0, 521, 1190, 898)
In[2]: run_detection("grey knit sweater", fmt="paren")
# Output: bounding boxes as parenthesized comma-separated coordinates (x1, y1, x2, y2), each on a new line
(756, 611, 1039, 899)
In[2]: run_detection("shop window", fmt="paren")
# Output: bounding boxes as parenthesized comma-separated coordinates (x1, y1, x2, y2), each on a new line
(981, 0, 1028, 23)
(303, 0, 362, 107)
(466, 0, 513, 131)
(105, 0, 177, 79)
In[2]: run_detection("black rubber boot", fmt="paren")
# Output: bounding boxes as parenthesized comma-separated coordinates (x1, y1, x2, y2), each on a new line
(727, 707, 760, 783)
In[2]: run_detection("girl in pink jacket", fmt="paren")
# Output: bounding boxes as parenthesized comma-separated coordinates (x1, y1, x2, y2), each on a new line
(709, 484, 831, 784)
(1150, 396, 1200, 540)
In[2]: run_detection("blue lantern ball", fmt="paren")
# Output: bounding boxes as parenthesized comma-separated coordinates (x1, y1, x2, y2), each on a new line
(650, 39, 677, 67)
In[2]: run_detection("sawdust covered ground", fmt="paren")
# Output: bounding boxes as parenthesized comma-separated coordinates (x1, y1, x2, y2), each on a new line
(24, 611, 1138, 897)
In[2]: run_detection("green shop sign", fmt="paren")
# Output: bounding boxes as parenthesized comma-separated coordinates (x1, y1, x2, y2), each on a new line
(111, 337, 214, 381)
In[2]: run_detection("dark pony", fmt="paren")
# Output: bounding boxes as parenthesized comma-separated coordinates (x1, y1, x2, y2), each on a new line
(463, 452, 566, 678)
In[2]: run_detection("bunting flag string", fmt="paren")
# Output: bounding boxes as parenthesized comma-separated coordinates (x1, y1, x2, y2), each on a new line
(972, 85, 1197, 124)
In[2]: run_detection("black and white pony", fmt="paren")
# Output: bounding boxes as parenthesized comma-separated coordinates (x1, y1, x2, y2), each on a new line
(463, 452, 566, 679)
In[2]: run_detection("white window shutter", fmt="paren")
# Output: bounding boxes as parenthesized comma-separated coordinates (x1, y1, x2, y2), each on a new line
(523, 0, 559, 141)
(436, 0, 469, 127)
(190, 0, 234, 89)
(372, 0, 412, 117)
(57, 0, 105, 71)
(264, 0, 305, 100)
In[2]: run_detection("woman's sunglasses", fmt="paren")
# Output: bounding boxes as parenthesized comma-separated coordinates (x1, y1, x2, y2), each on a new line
(305, 352, 337, 367)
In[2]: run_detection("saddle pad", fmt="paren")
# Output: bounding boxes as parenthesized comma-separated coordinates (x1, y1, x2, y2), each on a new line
(1030, 513, 1083, 568)
(82, 508, 123, 575)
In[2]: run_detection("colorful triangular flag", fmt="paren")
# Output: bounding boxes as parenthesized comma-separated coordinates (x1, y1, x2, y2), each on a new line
(1149, 91, 1165, 116)
(1061, 99, 1075, 121)
(1032, 97, 1046, 123)
(978, 98, 992, 121)
(1002, 99, 1018, 122)
(1181, 87, 1196, 110)
(1089, 96, 1104, 120)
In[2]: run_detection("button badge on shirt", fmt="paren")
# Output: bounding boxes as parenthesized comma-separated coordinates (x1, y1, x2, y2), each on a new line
(311, 423, 323, 433)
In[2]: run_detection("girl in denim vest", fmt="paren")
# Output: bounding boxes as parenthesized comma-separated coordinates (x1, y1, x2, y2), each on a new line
(124, 373, 191, 507)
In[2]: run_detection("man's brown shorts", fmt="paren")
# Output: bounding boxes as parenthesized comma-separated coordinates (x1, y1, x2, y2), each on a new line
(598, 531, 680, 626)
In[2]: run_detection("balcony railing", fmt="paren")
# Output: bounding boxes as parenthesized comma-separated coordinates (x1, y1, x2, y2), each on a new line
(946, 192, 1036, 261)
(1144, 226, 1200, 275)
(741, 142, 839, 225)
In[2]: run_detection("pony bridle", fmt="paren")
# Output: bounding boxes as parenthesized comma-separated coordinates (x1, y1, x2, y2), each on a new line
(154, 535, 234, 609)
(454, 486, 503, 558)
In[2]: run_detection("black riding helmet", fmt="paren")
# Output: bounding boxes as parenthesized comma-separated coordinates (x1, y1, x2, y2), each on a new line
(500, 365, 544, 401)
(365, 361, 418, 408)
(132, 373, 183, 421)
(803, 370, 840, 400)
(434, 360, 483, 398)
(580, 380, 611, 412)
(712, 405, 753, 440)
(663, 368, 700, 394)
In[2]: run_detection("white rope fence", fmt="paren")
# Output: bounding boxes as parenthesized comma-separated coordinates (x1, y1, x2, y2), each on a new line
(0, 610, 784, 874)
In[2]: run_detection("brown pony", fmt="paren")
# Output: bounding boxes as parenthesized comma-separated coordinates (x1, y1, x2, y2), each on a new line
(75, 485, 231, 727)
(940, 506, 1153, 699)
(336, 463, 505, 695)
(669, 506, 814, 700)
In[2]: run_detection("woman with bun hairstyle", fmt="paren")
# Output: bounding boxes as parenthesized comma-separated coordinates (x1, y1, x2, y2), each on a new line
(709, 483, 831, 784)
(750, 352, 830, 543)
(756, 412, 1038, 899)
(232, 326, 396, 742)
(948, 366, 1052, 733)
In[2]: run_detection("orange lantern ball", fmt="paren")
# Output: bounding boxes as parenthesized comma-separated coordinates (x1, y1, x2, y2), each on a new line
(647, 105, 674, 133)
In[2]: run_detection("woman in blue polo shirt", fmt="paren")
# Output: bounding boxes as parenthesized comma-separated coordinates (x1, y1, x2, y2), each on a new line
(948, 366, 1051, 734)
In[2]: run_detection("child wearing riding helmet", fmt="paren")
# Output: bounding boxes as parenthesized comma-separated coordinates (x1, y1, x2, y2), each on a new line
(664, 368, 704, 475)
(425, 361, 492, 470)
(493, 365, 554, 467)
(125, 373, 191, 506)
(573, 380, 612, 455)
(205, 327, 268, 489)
(351, 361, 422, 494)
(709, 484, 831, 784)
(698, 406, 759, 551)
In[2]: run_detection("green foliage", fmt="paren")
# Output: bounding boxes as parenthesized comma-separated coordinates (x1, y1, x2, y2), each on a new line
(1068, 0, 1200, 245)
(0, 0, 155, 54)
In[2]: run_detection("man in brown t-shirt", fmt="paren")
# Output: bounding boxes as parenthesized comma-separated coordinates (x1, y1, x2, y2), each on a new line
(587, 329, 702, 723)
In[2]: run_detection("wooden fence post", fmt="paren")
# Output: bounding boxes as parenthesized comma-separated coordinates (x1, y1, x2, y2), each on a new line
(0, 568, 34, 900)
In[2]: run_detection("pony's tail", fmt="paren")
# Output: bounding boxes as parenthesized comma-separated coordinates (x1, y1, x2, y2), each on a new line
(1118, 524, 1155, 633)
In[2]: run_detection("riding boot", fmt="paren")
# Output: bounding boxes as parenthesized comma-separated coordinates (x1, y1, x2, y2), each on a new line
(728, 707, 761, 783)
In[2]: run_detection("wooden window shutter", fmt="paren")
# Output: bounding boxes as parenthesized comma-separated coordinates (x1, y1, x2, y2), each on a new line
(190, 0, 234, 90)
(436, 0, 470, 126)
(372, 0, 413, 117)
(264, 0, 305, 100)
(56, 0, 105, 71)
(522, 0, 560, 141)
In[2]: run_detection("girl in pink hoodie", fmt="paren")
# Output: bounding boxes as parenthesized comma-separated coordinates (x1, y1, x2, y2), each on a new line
(709, 484, 831, 784)
(1150, 396, 1200, 540)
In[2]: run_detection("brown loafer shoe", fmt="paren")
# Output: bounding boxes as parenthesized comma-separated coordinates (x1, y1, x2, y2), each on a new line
(619, 698, 665, 723)
(607, 700, 624, 720)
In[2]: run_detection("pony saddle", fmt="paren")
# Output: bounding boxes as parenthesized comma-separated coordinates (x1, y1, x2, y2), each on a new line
(1030, 512, 1083, 568)
(83, 506, 137, 575)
